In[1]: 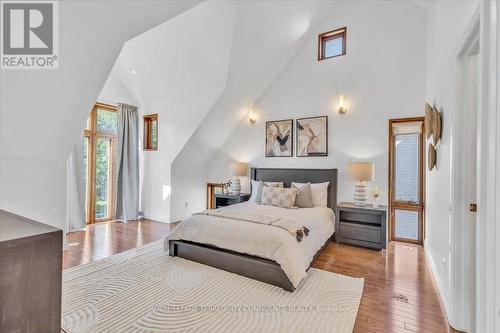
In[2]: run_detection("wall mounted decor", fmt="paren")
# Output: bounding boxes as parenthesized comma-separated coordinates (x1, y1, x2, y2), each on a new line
(296, 116, 328, 157)
(337, 95, 347, 114)
(266, 119, 293, 157)
(428, 143, 436, 171)
(425, 103, 442, 171)
(425, 103, 433, 139)
(432, 107, 442, 145)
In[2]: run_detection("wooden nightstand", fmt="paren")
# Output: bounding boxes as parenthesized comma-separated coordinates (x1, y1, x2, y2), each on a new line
(214, 193, 250, 208)
(335, 202, 387, 250)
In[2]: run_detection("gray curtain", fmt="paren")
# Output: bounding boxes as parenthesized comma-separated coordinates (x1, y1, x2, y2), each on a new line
(116, 103, 140, 221)
(67, 142, 86, 230)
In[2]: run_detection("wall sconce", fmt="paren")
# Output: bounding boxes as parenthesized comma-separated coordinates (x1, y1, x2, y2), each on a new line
(249, 110, 257, 124)
(338, 94, 347, 114)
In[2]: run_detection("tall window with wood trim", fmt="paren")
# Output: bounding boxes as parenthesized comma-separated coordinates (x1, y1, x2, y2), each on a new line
(318, 27, 347, 61)
(83, 102, 118, 224)
(388, 118, 425, 244)
(144, 114, 158, 151)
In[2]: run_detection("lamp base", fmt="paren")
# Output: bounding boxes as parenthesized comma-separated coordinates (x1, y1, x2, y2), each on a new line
(353, 181, 367, 207)
(231, 177, 241, 195)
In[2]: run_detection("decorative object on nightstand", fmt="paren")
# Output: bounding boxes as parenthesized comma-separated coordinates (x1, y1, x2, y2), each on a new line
(230, 162, 248, 195)
(371, 185, 381, 208)
(222, 180, 231, 194)
(348, 162, 374, 207)
(214, 193, 251, 208)
(336, 202, 387, 249)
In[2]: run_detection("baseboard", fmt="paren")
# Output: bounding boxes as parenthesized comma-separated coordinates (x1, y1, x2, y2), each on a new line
(142, 213, 171, 223)
(424, 242, 452, 326)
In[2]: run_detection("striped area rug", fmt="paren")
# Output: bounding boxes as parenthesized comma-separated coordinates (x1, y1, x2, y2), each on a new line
(62, 241, 363, 333)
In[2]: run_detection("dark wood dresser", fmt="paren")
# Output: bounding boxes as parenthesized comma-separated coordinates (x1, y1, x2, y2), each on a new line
(0, 210, 62, 333)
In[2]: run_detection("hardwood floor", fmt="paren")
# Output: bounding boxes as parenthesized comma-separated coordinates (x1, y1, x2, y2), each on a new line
(63, 219, 176, 269)
(63, 220, 460, 333)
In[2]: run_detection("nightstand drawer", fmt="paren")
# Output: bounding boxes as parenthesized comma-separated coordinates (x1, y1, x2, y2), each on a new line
(339, 211, 381, 225)
(340, 222, 381, 243)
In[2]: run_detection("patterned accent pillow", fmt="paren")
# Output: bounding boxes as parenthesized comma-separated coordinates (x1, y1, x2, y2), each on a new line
(261, 186, 298, 209)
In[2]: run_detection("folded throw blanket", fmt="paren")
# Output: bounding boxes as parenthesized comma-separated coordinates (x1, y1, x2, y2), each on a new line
(194, 209, 310, 242)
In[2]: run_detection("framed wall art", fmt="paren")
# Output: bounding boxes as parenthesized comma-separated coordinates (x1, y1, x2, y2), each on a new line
(266, 119, 293, 157)
(296, 116, 328, 157)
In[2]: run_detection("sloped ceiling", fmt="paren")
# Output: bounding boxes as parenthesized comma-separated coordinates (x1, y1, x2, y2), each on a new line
(98, 1, 334, 222)
(0, 0, 201, 162)
(106, 1, 237, 161)
(170, 0, 335, 163)
(170, 0, 334, 220)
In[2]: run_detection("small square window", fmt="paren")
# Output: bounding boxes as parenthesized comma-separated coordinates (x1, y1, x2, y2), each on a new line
(318, 27, 346, 61)
(144, 114, 158, 151)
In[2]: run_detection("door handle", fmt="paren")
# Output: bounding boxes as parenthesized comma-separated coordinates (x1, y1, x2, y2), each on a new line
(469, 203, 477, 212)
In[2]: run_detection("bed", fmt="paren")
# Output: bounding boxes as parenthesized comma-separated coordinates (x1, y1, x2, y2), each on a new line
(165, 168, 338, 292)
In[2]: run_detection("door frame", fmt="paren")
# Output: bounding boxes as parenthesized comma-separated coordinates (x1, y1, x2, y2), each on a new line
(449, 12, 480, 332)
(388, 117, 426, 245)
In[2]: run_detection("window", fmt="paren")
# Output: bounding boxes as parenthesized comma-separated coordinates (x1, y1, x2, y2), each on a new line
(83, 102, 117, 224)
(389, 118, 425, 244)
(318, 27, 346, 61)
(143, 114, 158, 150)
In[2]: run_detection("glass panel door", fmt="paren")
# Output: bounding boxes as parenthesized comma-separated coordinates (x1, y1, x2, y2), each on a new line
(83, 103, 117, 224)
(389, 118, 425, 244)
(95, 138, 111, 220)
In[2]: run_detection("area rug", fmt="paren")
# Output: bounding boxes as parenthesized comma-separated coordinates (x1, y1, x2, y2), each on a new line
(62, 241, 364, 333)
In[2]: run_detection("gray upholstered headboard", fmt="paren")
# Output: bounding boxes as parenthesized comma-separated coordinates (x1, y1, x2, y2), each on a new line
(250, 168, 338, 210)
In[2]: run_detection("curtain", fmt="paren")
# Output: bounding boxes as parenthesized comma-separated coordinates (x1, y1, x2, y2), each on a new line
(116, 103, 140, 221)
(67, 142, 86, 231)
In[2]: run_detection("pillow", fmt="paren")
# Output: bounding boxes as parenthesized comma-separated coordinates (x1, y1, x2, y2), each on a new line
(261, 186, 298, 209)
(263, 181, 284, 188)
(249, 180, 284, 203)
(291, 182, 329, 207)
(292, 182, 313, 208)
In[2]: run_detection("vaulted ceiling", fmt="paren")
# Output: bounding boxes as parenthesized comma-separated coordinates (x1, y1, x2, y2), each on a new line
(103, 0, 334, 169)
(0, 1, 201, 161)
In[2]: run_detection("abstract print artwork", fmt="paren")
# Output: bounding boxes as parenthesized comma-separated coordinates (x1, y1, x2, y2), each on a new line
(296, 116, 328, 157)
(266, 119, 293, 157)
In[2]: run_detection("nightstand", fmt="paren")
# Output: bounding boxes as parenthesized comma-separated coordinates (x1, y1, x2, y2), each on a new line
(335, 202, 387, 250)
(214, 193, 251, 208)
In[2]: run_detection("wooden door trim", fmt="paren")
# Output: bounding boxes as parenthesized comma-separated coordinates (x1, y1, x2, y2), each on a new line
(388, 117, 426, 244)
(85, 103, 117, 224)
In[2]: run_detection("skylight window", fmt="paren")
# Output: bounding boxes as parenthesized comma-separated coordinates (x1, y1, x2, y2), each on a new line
(318, 27, 346, 61)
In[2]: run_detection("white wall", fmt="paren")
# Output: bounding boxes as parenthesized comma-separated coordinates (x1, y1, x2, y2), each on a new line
(98, 69, 141, 107)
(0, 1, 200, 241)
(206, 0, 426, 207)
(170, 1, 334, 222)
(112, 1, 238, 222)
(423, 0, 479, 324)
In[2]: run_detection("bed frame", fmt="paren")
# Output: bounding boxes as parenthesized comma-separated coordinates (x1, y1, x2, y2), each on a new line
(169, 168, 338, 292)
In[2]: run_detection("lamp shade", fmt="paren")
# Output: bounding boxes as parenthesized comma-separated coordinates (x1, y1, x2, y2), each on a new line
(348, 162, 374, 181)
(230, 162, 248, 177)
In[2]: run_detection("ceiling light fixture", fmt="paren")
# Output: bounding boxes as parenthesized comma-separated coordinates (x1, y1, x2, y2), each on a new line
(132, 69, 136, 75)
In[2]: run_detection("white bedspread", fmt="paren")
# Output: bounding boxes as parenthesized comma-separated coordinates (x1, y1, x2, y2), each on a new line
(163, 202, 335, 288)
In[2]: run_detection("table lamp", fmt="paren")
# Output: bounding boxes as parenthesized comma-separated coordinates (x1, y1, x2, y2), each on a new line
(348, 162, 374, 207)
(230, 162, 248, 195)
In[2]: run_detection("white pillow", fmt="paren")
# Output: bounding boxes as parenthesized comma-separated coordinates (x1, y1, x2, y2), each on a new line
(249, 180, 284, 202)
(291, 182, 329, 207)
